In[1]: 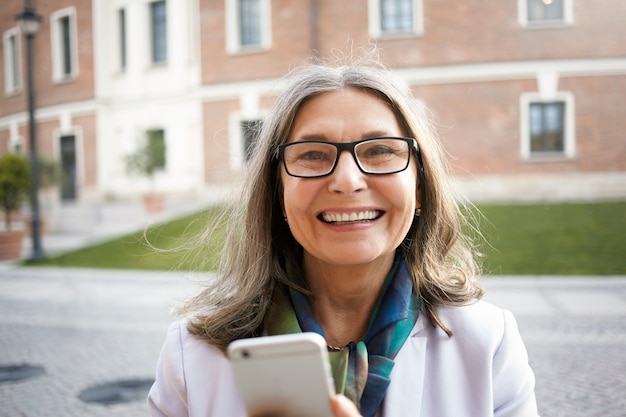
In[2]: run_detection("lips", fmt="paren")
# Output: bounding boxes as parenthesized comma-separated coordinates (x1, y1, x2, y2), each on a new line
(319, 210, 382, 224)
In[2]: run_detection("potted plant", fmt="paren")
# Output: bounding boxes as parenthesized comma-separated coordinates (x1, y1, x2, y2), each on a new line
(124, 130, 166, 212)
(0, 153, 31, 259)
(38, 155, 62, 193)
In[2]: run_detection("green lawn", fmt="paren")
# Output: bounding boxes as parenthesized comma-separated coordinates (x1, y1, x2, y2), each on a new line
(24, 201, 626, 275)
(24, 206, 227, 271)
(470, 201, 626, 275)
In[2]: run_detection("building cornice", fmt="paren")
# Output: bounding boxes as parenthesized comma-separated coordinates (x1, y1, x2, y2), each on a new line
(195, 58, 626, 101)
(394, 58, 626, 85)
(0, 99, 98, 128)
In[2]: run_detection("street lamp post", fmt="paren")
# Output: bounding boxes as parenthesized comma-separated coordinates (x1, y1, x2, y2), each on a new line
(16, 5, 44, 260)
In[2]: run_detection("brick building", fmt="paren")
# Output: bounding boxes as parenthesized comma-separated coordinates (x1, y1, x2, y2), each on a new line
(1, 0, 625, 204)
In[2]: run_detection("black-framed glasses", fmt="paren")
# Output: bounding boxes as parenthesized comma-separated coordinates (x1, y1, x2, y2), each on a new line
(276, 137, 423, 178)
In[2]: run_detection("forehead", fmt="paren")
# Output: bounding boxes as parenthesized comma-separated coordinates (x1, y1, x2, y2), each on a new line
(288, 88, 405, 141)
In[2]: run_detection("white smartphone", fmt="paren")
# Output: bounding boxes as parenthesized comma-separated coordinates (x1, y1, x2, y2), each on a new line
(227, 332, 336, 417)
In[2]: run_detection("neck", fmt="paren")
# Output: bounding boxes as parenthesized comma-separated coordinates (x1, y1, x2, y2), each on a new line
(302, 254, 394, 347)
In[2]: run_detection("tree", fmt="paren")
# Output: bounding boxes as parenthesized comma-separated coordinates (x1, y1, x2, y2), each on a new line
(124, 129, 166, 183)
(0, 153, 31, 230)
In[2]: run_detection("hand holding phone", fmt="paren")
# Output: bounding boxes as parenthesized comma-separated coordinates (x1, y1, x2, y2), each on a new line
(228, 332, 336, 417)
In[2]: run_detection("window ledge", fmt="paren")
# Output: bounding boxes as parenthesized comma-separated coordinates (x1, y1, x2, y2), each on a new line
(521, 21, 573, 30)
(228, 45, 271, 57)
(4, 88, 21, 97)
(523, 153, 574, 162)
(53, 74, 78, 85)
(375, 32, 423, 41)
(145, 63, 169, 73)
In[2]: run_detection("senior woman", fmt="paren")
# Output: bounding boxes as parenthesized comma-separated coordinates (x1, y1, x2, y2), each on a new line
(148, 58, 539, 417)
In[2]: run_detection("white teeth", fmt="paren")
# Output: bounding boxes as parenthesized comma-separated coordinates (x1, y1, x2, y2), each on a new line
(322, 210, 380, 223)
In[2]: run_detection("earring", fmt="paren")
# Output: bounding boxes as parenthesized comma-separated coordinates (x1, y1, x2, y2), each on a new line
(415, 208, 421, 217)
(284, 216, 288, 223)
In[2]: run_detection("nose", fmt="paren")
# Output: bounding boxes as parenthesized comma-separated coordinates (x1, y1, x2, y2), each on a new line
(328, 150, 366, 193)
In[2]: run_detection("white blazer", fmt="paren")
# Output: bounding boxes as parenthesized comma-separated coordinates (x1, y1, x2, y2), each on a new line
(148, 300, 539, 417)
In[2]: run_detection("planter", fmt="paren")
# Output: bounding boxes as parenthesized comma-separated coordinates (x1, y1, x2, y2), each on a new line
(24, 215, 48, 237)
(142, 193, 165, 213)
(0, 230, 24, 260)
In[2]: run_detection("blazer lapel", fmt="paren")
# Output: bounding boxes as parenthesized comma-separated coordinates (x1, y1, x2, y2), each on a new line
(382, 315, 427, 417)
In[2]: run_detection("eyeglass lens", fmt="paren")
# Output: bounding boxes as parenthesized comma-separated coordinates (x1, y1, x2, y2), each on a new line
(282, 138, 412, 177)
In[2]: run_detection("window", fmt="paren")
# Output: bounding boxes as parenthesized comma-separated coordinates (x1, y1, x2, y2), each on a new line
(381, 0, 413, 33)
(240, 119, 262, 162)
(51, 8, 78, 81)
(60, 134, 77, 200)
(529, 102, 564, 152)
(226, 0, 271, 53)
(60, 16, 72, 74)
(150, 1, 167, 64)
(146, 129, 166, 169)
(118, 8, 127, 70)
(3, 29, 21, 94)
(240, 0, 262, 46)
(519, 0, 573, 27)
(528, 0, 564, 22)
(369, 0, 423, 38)
(521, 93, 575, 159)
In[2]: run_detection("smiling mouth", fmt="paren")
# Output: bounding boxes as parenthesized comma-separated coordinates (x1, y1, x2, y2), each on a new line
(319, 210, 382, 225)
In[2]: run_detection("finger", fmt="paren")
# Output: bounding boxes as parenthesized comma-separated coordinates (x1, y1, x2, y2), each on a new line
(330, 395, 362, 417)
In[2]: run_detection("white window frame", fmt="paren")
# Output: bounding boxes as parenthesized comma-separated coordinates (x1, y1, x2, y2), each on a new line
(518, 0, 573, 28)
(368, 0, 424, 39)
(3, 27, 21, 95)
(8, 122, 23, 153)
(51, 7, 79, 82)
(520, 91, 575, 161)
(225, 0, 272, 54)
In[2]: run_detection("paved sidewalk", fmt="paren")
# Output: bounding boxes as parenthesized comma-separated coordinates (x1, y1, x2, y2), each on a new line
(1, 266, 624, 416)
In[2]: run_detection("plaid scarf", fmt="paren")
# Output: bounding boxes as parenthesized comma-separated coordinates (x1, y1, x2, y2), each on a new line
(265, 254, 421, 417)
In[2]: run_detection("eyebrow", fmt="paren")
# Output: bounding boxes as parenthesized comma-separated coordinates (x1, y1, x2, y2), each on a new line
(293, 130, 395, 142)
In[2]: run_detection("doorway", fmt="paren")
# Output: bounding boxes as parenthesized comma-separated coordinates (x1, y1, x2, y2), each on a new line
(59, 135, 77, 200)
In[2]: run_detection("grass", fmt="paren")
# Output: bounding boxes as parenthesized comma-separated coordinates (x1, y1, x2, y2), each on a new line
(469, 201, 626, 275)
(23, 206, 227, 271)
(24, 201, 626, 275)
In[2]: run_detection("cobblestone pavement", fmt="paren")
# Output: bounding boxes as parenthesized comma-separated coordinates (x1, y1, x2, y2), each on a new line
(482, 277, 626, 417)
(0, 268, 625, 416)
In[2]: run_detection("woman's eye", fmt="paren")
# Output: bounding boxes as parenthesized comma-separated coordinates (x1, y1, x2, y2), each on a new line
(298, 151, 330, 161)
(362, 146, 394, 157)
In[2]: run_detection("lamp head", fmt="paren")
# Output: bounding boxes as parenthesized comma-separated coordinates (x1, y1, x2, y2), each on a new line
(16, 7, 42, 36)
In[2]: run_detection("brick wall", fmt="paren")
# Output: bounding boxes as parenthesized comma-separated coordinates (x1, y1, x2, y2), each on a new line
(380, 0, 625, 66)
(415, 74, 626, 177)
(198, 0, 626, 82)
(200, 0, 314, 84)
(0, 0, 94, 118)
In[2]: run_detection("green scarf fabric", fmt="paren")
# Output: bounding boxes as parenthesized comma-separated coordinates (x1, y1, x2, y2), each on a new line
(265, 254, 421, 417)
